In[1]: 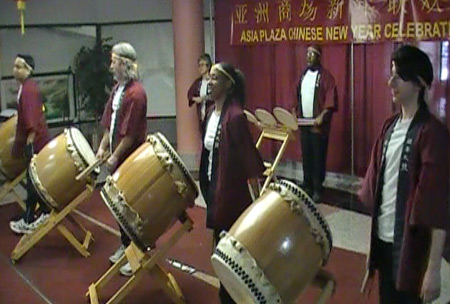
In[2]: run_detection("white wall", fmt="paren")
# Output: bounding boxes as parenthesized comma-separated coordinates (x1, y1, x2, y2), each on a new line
(103, 21, 213, 116)
(0, 0, 212, 25)
(0, 28, 96, 74)
(0, 0, 215, 117)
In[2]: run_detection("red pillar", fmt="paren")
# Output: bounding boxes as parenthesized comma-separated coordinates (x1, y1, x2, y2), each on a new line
(0, 35, 3, 109)
(172, 0, 204, 168)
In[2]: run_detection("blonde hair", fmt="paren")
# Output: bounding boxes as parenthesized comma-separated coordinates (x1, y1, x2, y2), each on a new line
(112, 42, 139, 81)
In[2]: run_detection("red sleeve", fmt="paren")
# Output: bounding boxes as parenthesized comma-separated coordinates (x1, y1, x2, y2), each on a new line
(290, 78, 301, 115)
(21, 82, 43, 132)
(410, 122, 450, 229)
(358, 117, 397, 211)
(228, 112, 265, 179)
(100, 98, 112, 130)
(322, 70, 338, 112)
(358, 135, 382, 212)
(187, 78, 200, 107)
(118, 89, 147, 138)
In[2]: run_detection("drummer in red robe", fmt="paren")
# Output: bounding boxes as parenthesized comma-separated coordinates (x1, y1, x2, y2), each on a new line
(96, 42, 147, 277)
(187, 53, 213, 132)
(291, 45, 338, 202)
(360, 45, 448, 304)
(199, 62, 265, 304)
(9, 54, 51, 235)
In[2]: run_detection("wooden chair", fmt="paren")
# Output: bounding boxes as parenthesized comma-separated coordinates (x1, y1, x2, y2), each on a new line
(11, 185, 95, 262)
(87, 212, 194, 304)
(0, 171, 26, 210)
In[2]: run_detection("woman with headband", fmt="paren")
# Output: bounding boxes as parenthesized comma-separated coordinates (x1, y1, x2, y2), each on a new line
(9, 54, 51, 234)
(360, 45, 448, 304)
(199, 62, 265, 303)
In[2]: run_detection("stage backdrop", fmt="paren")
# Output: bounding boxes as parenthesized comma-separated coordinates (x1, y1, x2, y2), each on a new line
(229, 0, 450, 45)
(215, 0, 450, 177)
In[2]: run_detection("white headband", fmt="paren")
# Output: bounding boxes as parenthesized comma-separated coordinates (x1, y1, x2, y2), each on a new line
(213, 64, 235, 84)
(16, 57, 33, 72)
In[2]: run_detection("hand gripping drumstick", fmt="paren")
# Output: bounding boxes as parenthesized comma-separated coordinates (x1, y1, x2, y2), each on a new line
(75, 151, 111, 181)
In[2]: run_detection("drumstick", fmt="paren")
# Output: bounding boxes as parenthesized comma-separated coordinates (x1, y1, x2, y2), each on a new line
(360, 269, 370, 293)
(75, 151, 111, 181)
(247, 182, 256, 201)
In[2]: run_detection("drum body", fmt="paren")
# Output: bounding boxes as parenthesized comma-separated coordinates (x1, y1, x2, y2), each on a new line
(29, 128, 98, 210)
(211, 180, 332, 304)
(100, 132, 199, 251)
(0, 115, 27, 180)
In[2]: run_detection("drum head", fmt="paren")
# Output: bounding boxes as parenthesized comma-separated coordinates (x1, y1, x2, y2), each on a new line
(255, 108, 277, 127)
(151, 132, 199, 199)
(211, 232, 283, 304)
(68, 128, 99, 173)
(211, 256, 259, 304)
(0, 109, 17, 120)
(273, 107, 298, 131)
(243, 109, 258, 124)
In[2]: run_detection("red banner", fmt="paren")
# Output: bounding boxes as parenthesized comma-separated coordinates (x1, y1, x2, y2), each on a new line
(231, 0, 450, 45)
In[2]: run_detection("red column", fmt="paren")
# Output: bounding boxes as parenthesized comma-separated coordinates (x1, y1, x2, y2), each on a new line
(0, 35, 3, 109)
(172, 0, 204, 168)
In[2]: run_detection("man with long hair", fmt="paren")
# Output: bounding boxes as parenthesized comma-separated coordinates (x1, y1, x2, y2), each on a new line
(96, 42, 147, 277)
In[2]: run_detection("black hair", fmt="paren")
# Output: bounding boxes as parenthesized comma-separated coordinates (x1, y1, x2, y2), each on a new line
(391, 45, 433, 109)
(217, 62, 246, 105)
(198, 53, 212, 69)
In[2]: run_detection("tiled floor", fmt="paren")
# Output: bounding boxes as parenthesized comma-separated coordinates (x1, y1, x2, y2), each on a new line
(1, 179, 449, 303)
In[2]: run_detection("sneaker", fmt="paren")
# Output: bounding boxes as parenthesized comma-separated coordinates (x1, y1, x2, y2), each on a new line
(10, 218, 34, 234)
(28, 213, 50, 229)
(109, 245, 126, 264)
(119, 262, 133, 277)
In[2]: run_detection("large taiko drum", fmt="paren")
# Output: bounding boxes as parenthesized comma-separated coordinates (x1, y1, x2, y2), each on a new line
(211, 180, 332, 304)
(29, 128, 98, 210)
(0, 115, 27, 180)
(100, 132, 199, 251)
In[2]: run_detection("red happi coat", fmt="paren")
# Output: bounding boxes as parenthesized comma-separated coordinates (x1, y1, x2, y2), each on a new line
(13, 78, 50, 157)
(293, 65, 338, 134)
(359, 110, 450, 295)
(199, 99, 265, 231)
(187, 76, 213, 132)
(100, 80, 147, 165)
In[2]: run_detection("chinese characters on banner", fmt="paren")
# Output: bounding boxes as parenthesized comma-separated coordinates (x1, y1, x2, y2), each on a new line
(231, 0, 450, 45)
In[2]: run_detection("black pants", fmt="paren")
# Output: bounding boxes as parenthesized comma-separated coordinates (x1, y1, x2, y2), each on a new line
(24, 151, 50, 224)
(300, 127, 329, 197)
(213, 230, 236, 304)
(373, 238, 422, 304)
(120, 226, 131, 247)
